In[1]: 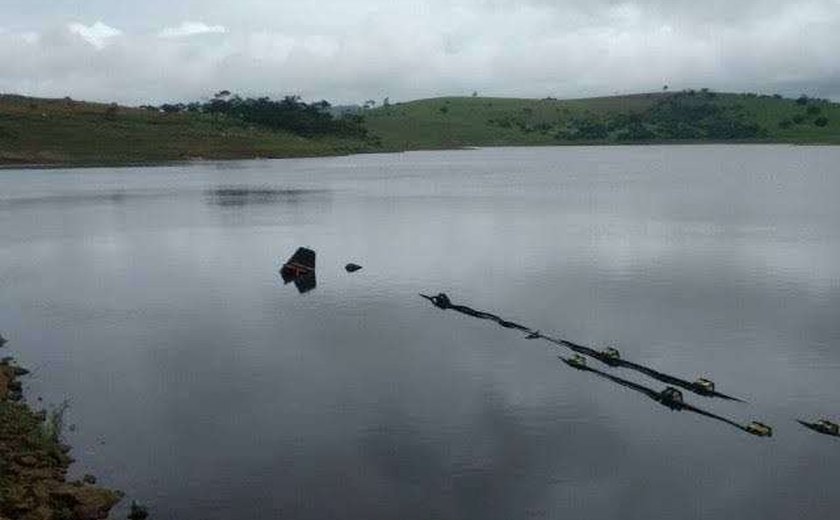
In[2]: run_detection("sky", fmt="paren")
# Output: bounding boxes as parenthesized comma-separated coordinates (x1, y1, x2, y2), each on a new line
(1, 0, 839, 105)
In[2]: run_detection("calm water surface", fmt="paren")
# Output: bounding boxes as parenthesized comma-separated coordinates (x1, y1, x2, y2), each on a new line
(1, 146, 839, 520)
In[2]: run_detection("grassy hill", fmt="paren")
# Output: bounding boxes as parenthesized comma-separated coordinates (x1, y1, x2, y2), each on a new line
(2, 91, 839, 167)
(365, 91, 840, 150)
(0, 94, 372, 167)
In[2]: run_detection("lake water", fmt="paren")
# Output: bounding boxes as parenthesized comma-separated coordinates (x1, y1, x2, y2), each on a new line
(1, 146, 839, 520)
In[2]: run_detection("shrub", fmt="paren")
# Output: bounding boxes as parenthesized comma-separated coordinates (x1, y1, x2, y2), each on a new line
(814, 117, 829, 127)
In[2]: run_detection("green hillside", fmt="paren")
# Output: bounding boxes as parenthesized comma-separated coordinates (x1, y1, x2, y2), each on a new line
(2, 90, 839, 167)
(0, 94, 372, 167)
(365, 91, 840, 149)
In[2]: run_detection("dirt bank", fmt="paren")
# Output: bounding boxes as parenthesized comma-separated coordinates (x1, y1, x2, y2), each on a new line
(0, 356, 122, 520)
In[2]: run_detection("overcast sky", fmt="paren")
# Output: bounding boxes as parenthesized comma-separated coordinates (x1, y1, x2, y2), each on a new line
(1, 0, 839, 105)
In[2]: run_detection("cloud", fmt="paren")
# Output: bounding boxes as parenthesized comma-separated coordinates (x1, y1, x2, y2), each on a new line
(1, 1, 839, 104)
(67, 21, 121, 49)
(158, 21, 227, 38)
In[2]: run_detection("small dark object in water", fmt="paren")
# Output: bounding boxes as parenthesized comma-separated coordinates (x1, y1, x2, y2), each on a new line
(564, 353, 588, 368)
(128, 502, 150, 520)
(526, 331, 541, 339)
(745, 421, 773, 437)
(659, 386, 685, 408)
(345, 263, 363, 273)
(280, 247, 317, 294)
(692, 378, 716, 393)
(599, 346, 622, 366)
(797, 419, 840, 437)
(281, 247, 315, 278)
(0, 333, 7, 347)
(420, 293, 452, 309)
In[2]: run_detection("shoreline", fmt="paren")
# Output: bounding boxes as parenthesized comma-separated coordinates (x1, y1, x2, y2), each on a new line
(1, 140, 838, 171)
(0, 347, 122, 520)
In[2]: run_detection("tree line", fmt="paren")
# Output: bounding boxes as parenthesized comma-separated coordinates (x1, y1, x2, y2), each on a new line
(141, 91, 369, 139)
(489, 90, 769, 142)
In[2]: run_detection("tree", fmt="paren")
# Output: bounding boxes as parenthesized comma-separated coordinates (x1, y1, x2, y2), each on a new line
(814, 116, 829, 127)
(160, 103, 183, 113)
(104, 103, 119, 120)
(796, 94, 809, 105)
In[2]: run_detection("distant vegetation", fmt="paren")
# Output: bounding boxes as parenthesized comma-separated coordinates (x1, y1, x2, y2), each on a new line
(1, 89, 838, 167)
(365, 90, 839, 150)
(144, 90, 369, 139)
(0, 92, 376, 166)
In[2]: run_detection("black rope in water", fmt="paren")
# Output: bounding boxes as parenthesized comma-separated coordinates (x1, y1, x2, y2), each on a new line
(420, 292, 744, 402)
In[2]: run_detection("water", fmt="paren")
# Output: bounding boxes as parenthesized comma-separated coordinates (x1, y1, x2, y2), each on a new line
(1, 146, 838, 520)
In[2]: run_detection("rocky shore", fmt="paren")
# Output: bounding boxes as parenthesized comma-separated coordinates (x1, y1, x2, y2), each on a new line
(0, 341, 122, 520)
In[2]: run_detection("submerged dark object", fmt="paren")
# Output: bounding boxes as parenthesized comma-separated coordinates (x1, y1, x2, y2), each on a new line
(0, 334, 7, 347)
(797, 419, 840, 437)
(420, 292, 743, 402)
(280, 247, 317, 294)
(559, 355, 768, 437)
(345, 263, 363, 273)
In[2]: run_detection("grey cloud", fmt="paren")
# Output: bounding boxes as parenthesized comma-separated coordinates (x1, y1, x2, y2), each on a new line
(1, 1, 839, 104)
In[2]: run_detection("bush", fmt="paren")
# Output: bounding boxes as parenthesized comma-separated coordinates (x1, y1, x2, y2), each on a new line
(806, 105, 821, 115)
(128, 502, 149, 520)
(814, 117, 829, 127)
(792, 114, 806, 124)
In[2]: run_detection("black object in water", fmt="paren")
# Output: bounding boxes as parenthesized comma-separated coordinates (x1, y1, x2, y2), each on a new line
(559, 355, 768, 437)
(345, 263, 363, 273)
(420, 293, 529, 331)
(280, 247, 317, 294)
(533, 332, 744, 402)
(797, 419, 840, 437)
(420, 292, 743, 402)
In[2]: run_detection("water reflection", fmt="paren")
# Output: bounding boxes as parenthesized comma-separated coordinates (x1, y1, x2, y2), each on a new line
(0, 189, 173, 209)
(204, 186, 326, 207)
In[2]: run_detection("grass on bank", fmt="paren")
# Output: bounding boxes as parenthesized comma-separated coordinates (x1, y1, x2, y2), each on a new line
(0, 94, 372, 166)
(365, 92, 840, 150)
